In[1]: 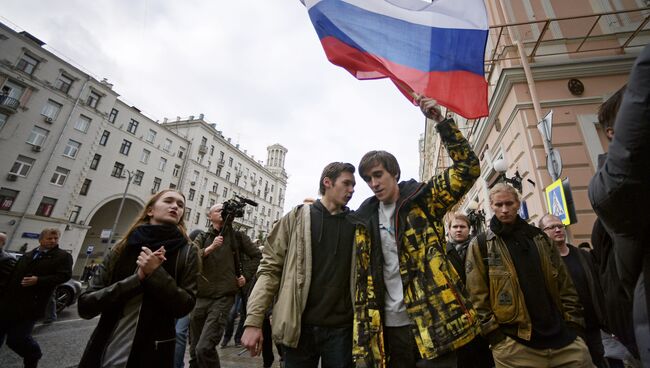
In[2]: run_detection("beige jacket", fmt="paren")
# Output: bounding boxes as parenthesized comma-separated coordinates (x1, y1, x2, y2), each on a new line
(244, 204, 356, 347)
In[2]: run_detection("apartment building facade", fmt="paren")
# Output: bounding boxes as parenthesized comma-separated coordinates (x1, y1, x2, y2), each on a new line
(0, 22, 287, 275)
(420, 0, 649, 244)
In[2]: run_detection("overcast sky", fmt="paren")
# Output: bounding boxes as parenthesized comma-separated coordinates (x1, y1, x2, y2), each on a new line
(2, 0, 428, 212)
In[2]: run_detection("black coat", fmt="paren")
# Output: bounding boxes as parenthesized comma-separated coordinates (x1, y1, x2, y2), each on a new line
(78, 236, 198, 368)
(0, 246, 72, 320)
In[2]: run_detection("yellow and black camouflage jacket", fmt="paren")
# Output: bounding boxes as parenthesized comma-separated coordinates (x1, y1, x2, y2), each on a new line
(348, 119, 481, 367)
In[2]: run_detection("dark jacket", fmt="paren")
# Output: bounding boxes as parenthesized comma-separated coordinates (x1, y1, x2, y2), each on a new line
(348, 118, 481, 367)
(588, 43, 650, 300)
(194, 225, 261, 298)
(78, 230, 198, 368)
(0, 249, 17, 295)
(570, 244, 606, 330)
(0, 246, 72, 320)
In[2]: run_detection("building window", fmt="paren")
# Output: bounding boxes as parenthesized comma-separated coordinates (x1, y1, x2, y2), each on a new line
(173, 165, 180, 177)
(74, 115, 91, 133)
(212, 182, 219, 193)
(0, 112, 7, 130)
(192, 170, 200, 182)
(26, 126, 49, 146)
(86, 91, 101, 108)
(225, 172, 231, 182)
(69, 205, 81, 223)
(146, 129, 157, 143)
(234, 176, 240, 186)
(99, 130, 110, 146)
(111, 162, 124, 178)
(41, 100, 62, 120)
(108, 108, 119, 124)
(194, 212, 200, 225)
(188, 189, 195, 201)
(50, 166, 69, 186)
(127, 119, 139, 134)
(210, 145, 215, 155)
(159, 157, 167, 171)
(169, 183, 176, 189)
(90, 154, 101, 170)
(16, 53, 39, 74)
(80, 179, 91, 195)
(228, 157, 233, 167)
(178, 147, 185, 159)
(63, 139, 81, 158)
(216, 167, 222, 176)
(133, 170, 144, 185)
(153, 177, 161, 192)
(10, 155, 35, 177)
(54, 74, 73, 94)
(199, 195, 204, 206)
(0, 188, 19, 211)
(163, 138, 172, 152)
(140, 149, 150, 164)
(185, 208, 192, 222)
(219, 151, 225, 160)
(36, 197, 57, 217)
(223, 187, 229, 198)
(119, 139, 132, 155)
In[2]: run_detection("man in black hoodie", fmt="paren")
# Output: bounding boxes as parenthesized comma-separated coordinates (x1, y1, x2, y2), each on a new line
(242, 162, 356, 368)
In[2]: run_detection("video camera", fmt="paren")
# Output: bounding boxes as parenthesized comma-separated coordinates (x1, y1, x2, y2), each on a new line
(221, 195, 258, 222)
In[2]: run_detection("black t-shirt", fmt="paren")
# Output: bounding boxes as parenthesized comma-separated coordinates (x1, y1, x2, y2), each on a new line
(562, 246, 598, 330)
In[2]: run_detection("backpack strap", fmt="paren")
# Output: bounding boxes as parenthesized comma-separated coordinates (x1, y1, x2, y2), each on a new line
(477, 232, 489, 277)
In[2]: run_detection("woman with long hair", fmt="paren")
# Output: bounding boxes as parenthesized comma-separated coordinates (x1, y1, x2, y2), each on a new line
(78, 189, 198, 368)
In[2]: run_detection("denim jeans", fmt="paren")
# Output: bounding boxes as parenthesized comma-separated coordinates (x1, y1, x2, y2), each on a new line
(174, 315, 190, 368)
(222, 293, 246, 345)
(284, 324, 354, 368)
(44, 291, 57, 322)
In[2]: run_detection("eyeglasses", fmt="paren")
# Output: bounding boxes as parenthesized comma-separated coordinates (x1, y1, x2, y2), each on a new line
(543, 224, 565, 231)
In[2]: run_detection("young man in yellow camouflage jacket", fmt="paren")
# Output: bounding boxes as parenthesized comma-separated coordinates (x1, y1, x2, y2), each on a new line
(348, 97, 481, 368)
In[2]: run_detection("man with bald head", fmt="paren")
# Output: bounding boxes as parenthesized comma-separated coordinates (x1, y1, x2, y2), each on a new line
(539, 214, 608, 367)
(189, 203, 261, 368)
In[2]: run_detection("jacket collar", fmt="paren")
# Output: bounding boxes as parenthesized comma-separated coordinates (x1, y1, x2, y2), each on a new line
(350, 179, 424, 224)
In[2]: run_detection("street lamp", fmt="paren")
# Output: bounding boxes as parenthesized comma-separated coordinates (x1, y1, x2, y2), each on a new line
(492, 158, 523, 193)
(107, 169, 135, 247)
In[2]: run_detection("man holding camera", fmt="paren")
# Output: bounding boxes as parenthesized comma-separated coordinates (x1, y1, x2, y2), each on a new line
(242, 162, 357, 368)
(189, 203, 261, 368)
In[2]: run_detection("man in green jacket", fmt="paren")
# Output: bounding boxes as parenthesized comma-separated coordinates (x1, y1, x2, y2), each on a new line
(465, 183, 591, 367)
(349, 97, 481, 368)
(189, 203, 261, 368)
(242, 162, 356, 368)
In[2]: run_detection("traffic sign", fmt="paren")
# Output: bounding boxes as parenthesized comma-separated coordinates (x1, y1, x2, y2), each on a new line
(546, 148, 563, 181)
(86, 245, 94, 255)
(545, 179, 571, 225)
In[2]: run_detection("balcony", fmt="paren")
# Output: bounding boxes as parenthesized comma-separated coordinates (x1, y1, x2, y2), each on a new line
(0, 95, 20, 114)
(198, 144, 208, 155)
(217, 159, 225, 167)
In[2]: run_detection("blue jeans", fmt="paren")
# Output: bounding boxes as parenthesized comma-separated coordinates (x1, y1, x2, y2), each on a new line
(0, 319, 42, 366)
(174, 315, 190, 368)
(44, 291, 57, 322)
(284, 324, 353, 368)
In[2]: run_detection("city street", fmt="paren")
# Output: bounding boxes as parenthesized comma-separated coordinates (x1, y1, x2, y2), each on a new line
(0, 305, 277, 368)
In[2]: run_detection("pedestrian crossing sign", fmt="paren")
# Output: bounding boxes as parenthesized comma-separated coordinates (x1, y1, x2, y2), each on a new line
(545, 178, 570, 225)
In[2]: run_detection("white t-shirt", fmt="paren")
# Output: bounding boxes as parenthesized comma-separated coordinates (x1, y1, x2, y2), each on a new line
(378, 202, 410, 327)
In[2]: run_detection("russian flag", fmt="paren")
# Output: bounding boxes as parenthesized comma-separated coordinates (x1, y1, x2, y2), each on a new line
(302, 0, 489, 119)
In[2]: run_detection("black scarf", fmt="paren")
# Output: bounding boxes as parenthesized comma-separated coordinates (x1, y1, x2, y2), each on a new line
(112, 224, 187, 284)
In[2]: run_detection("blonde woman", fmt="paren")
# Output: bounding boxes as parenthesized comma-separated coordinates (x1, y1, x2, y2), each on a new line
(78, 190, 198, 368)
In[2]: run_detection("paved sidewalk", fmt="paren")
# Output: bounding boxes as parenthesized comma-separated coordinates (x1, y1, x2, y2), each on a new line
(183, 343, 284, 368)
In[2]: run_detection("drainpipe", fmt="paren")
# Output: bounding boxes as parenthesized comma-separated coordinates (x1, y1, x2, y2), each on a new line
(7, 77, 90, 249)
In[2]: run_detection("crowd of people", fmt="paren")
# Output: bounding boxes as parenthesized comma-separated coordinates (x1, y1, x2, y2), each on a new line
(0, 45, 647, 368)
